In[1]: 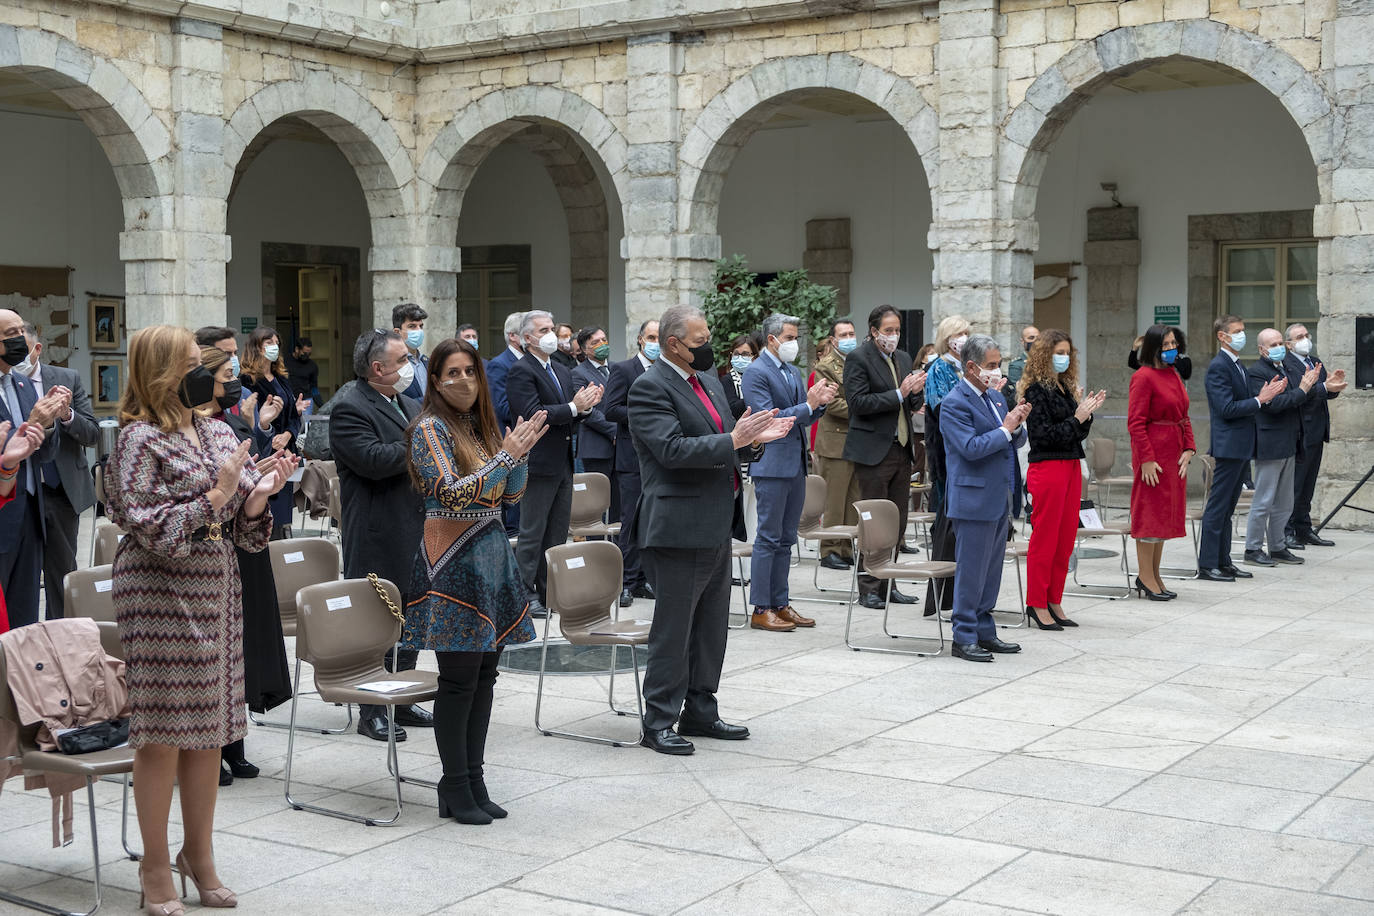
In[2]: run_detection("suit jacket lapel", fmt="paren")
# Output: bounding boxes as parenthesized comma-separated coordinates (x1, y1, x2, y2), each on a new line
(660, 364, 719, 432)
(360, 381, 407, 434)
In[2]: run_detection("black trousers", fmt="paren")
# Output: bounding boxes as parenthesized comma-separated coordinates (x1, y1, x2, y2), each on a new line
(1199, 456, 1247, 569)
(581, 457, 620, 524)
(1287, 441, 1324, 537)
(640, 544, 730, 731)
(617, 469, 646, 588)
(1, 495, 44, 628)
(853, 442, 911, 599)
(41, 484, 80, 619)
(434, 650, 500, 789)
(516, 471, 573, 603)
(360, 646, 420, 721)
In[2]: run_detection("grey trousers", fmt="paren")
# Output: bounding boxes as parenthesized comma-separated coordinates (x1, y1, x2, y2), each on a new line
(1245, 456, 1295, 553)
(516, 471, 573, 603)
(639, 544, 730, 731)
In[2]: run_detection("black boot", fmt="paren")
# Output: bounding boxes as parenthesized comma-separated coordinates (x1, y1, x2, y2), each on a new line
(221, 739, 259, 779)
(467, 651, 507, 820)
(433, 652, 491, 825)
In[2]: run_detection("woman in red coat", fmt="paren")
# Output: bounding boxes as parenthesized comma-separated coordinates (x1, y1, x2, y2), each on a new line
(1127, 325, 1195, 600)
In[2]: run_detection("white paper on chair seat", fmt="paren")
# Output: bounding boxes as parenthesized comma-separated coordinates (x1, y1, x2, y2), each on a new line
(354, 680, 413, 693)
(94, 580, 113, 593)
(1079, 507, 1102, 529)
(116, 534, 125, 541)
(860, 511, 872, 520)
(572, 482, 587, 491)
(283, 551, 305, 564)
(566, 556, 585, 569)
(325, 595, 352, 610)
(288, 467, 305, 483)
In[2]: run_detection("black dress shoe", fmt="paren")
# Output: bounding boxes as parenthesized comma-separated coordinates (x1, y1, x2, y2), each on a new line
(219, 761, 233, 787)
(1270, 548, 1304, 565)
(897, 542, 918, 554)
(887, 588, 916, 604)
(1285, 537, 1305, 551)
(620, 588, 634, 607)
(358, 715, 407, 742)
(1197, 567, 1236, 582)
(1299, 531, 1335, 547)
(858, 593, 886, 609)
(978, 637, 1021, 654)
(676, 718, 750, 740)
(631, 582, 655, 599)
(394, 704, 435, 727)
(952, 642, 994, 662)
(1243, 549, 1276, 567)
(640, 728, 694, 755)
(819, 554, 850, 570)
(528, 598, 549, 619)
(1220, 565, 1252, 579)
(224, 756, 259, 779)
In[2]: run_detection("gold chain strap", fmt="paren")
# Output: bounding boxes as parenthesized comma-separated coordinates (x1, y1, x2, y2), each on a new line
(366, 573, 406, 624)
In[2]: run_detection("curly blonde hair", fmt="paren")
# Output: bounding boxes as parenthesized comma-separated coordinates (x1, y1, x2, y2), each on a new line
(1017, 328, 1079, 400)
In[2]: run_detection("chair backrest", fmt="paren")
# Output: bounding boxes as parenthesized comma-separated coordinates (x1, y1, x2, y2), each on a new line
(852, 498, 901, 563)
(93, 464, 107, 508)
(98, 620, 123, 660)
(269, 537, 341, 625)
(545, 541, 621, 641)
(328, 474, 342, 524)
(1089, 439, 1115, 478)
(294, 578, 402, 684)
(569, 472, 612, 529)
(63, 564, 117, 623)
(1198, 453, 1215, 501)
(92, 522, 126, 567)
(797, 474, 827, 534)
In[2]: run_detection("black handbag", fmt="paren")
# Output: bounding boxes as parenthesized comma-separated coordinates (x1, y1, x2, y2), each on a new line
(56, 718, 129, 755)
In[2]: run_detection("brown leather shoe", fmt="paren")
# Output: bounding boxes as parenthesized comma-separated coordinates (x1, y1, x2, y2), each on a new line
(777, 605, 815, 627)
(749, 608, 797, 632)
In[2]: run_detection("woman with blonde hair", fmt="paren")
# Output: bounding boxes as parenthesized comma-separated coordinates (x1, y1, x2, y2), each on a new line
(107, 325, 296, 914)
(1018, 329, 1106, 628)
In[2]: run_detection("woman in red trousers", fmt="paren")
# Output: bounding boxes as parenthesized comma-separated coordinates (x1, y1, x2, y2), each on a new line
(1019, 330, 1106, 629)
(1127, 324, 1195, 600)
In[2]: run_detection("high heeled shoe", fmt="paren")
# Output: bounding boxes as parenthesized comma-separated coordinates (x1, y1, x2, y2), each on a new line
(1026, 606, 1063, 630)
(139, 866, 186, 916)
(1158, 586, 1178, 599)
(1047, 604, 1079, 627)
(1134, 577, 1174, 601)
(175, 851, 237, 908)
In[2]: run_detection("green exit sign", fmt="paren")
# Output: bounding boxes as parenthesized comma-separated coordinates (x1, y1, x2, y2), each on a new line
(240, 317, 258, 334)
(1154, 306, 1181, 326)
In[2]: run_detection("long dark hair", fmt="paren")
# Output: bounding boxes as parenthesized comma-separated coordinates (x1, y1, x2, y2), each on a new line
(243, 326, 287, 382)
(407, 338, 502, 490)
(1138, 324, 1186, 369)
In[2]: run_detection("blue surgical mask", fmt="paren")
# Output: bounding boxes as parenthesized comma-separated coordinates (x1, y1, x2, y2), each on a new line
(263, 344, 279, 362)
(731, 355, 753, 373)
(1228, 330, 1246, 351)
(467, 337, 478, 351)
(1161, 348, 1178, 365)
(406, 329, 425, 351)
(1267, 345, 1287, 362)
(229, 354, 240, 376)
(643, 341, 660, 361)
(837, 337, 858, 355)
(1052, 353, 1071, 373)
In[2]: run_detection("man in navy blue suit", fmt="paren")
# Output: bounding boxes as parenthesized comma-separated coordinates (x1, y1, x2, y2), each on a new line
(939, 334, 1027, 663)
(740, 313, 835, 631)
(604, 318, 658, 607)
(485, 311, 526, 536)
(1197, 315, 1287, 581)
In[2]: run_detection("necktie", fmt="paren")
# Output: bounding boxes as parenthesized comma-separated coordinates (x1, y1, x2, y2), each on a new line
(391, 396, 406, 421)
(884, 356, 909, 447)
(1305, 356, 1315, 370)
(981, 391, 1002, 426)
(546, 361, 563, 398)
(2, 373, 34, 494)
(689, 375, 736, 492)
(600, 364, 609, 381)
(780, 362, 798, 401)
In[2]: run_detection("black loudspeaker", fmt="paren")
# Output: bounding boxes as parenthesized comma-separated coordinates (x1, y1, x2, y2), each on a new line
(1358, 316, 1374, 390)
(899, 309, 925, 357)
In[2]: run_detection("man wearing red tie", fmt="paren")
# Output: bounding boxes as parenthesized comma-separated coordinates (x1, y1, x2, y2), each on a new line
(627, 306, 794, 755)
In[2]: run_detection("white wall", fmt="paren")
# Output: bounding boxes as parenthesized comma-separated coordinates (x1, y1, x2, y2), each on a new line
(1035, 82, 1319, 359)
(717, 115, 934, 338)
(0, 107, 125, 390)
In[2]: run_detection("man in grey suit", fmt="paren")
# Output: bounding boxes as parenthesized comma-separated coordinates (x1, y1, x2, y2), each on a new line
(627, 305, 793, 755)
(19, 323, 98, 618)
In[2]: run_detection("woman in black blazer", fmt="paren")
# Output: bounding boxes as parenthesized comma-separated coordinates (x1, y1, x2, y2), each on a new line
(718, 334, 758, 420)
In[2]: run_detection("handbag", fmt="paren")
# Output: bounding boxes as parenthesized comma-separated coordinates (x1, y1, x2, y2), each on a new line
(55, 718, 129, 755)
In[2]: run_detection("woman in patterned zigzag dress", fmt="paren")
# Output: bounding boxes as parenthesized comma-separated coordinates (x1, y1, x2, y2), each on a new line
(401, 337, 547, 826)
(106, 325, 296, 916)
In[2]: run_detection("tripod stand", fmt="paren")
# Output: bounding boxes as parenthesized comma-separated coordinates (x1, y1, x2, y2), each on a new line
(1316, 464, 1374, 532)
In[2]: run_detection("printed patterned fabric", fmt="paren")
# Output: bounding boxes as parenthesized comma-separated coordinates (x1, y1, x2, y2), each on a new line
(105, 418, 272, 750)
(401, 416, 536, 653)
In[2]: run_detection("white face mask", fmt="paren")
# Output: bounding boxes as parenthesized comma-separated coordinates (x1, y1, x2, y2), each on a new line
(877, 333, 899, 354)
(1293, 337, 1312, 357)
(535, 331, 559, 355)
(391, 360, 416, 395)
(557, 337, 572, 352)
(776, 338, 800, 363)
(979, 366, 1003, 387)
(16, 353, 36, 378)
(263, 344, 280, 362)
(950, 334, 968, 355)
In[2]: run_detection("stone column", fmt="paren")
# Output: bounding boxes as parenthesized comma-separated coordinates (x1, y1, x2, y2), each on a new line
(369, 241, 461, 339)
(1082, 206, 1140, 452)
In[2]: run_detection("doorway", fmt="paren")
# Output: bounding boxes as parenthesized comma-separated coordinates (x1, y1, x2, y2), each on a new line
(273, 262, 342, 398)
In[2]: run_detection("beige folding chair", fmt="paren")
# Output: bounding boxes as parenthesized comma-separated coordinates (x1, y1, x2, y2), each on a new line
(1002, 538, 1030, 627)
(62, 565, 117, 624)
(0, 621, 136, 916)
(845, 499, 957, 656)
(568, 472, 621, 540)
(250, 537, 352, 732)
(1073, 519, 1135, 599)
(90, 521, 125, 567)
(726, 540, 754, 629)
(1089, 439, 1134, 519)
(795, 474, 857, 605)
(1162, 454, 1210, 580)
(537, 542, 648, 747)
(283, 577, 438, 826)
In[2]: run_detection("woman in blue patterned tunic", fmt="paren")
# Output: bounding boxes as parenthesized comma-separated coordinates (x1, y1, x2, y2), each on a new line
(402, 337, 547, 825)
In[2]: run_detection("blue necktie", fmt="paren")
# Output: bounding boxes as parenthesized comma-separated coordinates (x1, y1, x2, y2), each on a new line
(981, 391, 1002, 426)
(546, 361, 563, 398)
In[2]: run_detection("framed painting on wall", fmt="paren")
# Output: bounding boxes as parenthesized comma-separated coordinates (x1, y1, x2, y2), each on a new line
(89, 298, 122, 350)
(92, 359, 123, 411)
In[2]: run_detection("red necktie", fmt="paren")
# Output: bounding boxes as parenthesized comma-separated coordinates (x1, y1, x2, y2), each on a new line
(688, 375, 723, 432)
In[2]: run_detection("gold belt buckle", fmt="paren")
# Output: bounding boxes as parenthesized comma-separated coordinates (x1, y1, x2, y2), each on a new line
(206, 521, 223, 542)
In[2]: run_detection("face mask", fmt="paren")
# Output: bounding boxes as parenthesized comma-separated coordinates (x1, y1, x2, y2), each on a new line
(923, 353, 936, 366)
(951, 334, 968, 355)
(1161, 348, 1179, 365)
(465, 337, 479, 351)
(263, 344, 280, 363)
(178, 365, 217, 409)
(391, 360, 416, 395)
(1294, 337, 1312, 356)
(15, 353, 36, 377)
(1267, 345, 1287, 363)
(682, 341, 716, 372)
(1052, 353, 1071, 373)
(776, 339, 800, 363)
(1024, 340, 1034, 353)
(535, 331, 558, 355)
(229, 354, 240, 376)
(593, 343, 611, 362)
(837, 337, 858, 355)
(731, 355, 753, 373)
(876, 333, 899, 355)
(439, 377, 478, 412)
(1227, 330, 1246, 352)
(215, 378, 243, 410)
(405, 329, 425, 352)
(557, 337, 572, 352)
(978, 366, 1003, 387)
(643, 341, 660, 361)
(1, 335, 27, 367)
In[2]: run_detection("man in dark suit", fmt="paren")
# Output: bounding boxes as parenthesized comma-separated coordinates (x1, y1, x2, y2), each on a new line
(1284, 323, 1347, 549)
(0, 308, 69, 628)
(604, 319, 659, 608)
(19, 323, 99, 619)
(572, 325, 618, 521)
(506, 310, 603, 614)
(1244, 328, 1320, 567)
(842, 304, 926, 608)
(329, 329, 432, 741)
(485, 311, 526, 537)
(628, 305, 793, 754)
(393, 303, 429, 402)
(1198, 315, 1287, 581)
(940, 334, 1027, 662)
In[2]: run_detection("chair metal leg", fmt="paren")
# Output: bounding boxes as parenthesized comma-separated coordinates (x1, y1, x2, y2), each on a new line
(120, 773, 140, 860)
(843, 578, 944, 656)
(607, 644, 637, 718)
(0, 777, 106, 916)
(796, 536, 857, 605)
(535, 613, 644, 747)
(994, 554, 1028, 628)
(1161, 519, 1202, 579)
(1070, 533, 1135, 599)
(728, 554, 749, 629)
(250, 660, 354, 733)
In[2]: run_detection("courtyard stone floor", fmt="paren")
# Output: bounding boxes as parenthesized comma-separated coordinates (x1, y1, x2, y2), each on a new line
(3, 526, 1374, 914)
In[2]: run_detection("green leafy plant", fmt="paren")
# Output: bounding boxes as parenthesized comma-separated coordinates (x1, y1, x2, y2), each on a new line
(701, 254, 839, 366)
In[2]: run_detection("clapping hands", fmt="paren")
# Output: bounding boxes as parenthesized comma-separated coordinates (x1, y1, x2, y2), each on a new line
(1075, 389, 1107, 423)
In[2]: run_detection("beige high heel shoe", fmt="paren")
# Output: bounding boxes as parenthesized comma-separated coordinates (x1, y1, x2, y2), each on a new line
(175, 851, 238, 908)
(138, 866, 186, 916)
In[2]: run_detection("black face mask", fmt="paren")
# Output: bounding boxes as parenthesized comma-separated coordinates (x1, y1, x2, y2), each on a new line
(1024, 340, 1033, 353)
(178, 365, 217, 409)
(2, 335, 27, 367)
(682, 341, 715, 372)
(215, 378, 243, 411)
